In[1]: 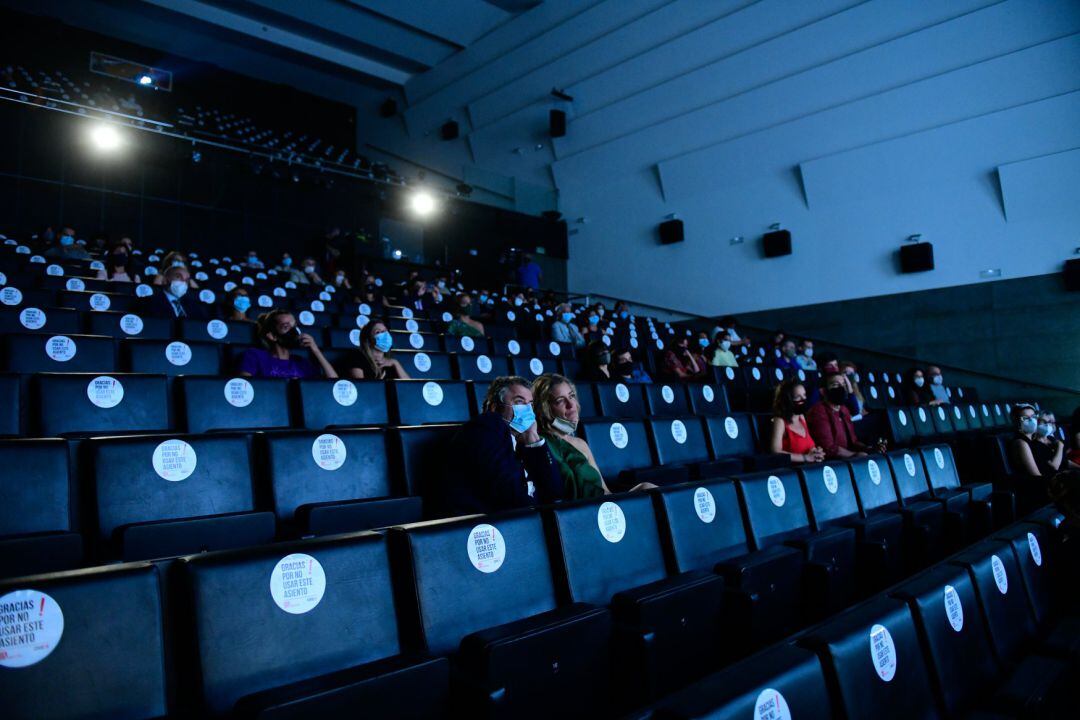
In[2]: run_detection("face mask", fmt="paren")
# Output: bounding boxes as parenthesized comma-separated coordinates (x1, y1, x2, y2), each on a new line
(507, 403, 536, 434)
(169, 280, 188, 298)
(479, 294, 488, 303)
(1036, 423, 1053, 438)
(826, 386, 848, 405)
(588, 315, 599, 325)
(792, 399, 807, 413)
(597, 352, 611, 366)
(614, 360, 633, 377)
(720, 340, 732, 351)
(277, 327, 302, 348)
(844, 371, 856, 379)
(283, 257, 292, 267)
(552, 417, 578, 435)
(931, 375, 943, 385)
(60, 236, 74, 246)
(373, 331, 392, 352)
(248, 256, 258, 263)
(233, 296, 251, 312)
(914, 377, 925, 388)
(620, 311, 629, 320)
(803, 348, 814, 358)
(1019, 417, 1038, 434)
(698, 338, 709, 348)
(304, 265, 315, 274)
(597, 308, 605, 317)
(437, 281, 446, 289)
(514, 297, 523, 307)
(561, 312, 574, 324)
(459, 303, 472, 314)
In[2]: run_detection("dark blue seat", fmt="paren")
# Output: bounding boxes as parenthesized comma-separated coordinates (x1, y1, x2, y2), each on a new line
(579, 418, 662, 488)
(391, 424, 461, 512)
(85, 311, 174, 340)
(124, 338, 222, 375)
(443, 333, 489, 355)
(178, 317, 257, 345)
(686, 381, 730, 416)
(3, 333, 117, 373)
(0, 306, 82, 335)
(646, 415, 712, 476)
(885, 449, 951, 561)
(851, 454, 940, 573)
(389, 379, 470, 425)
(32, 373, 170, 436)
(59, 289, 134, 313)
(0, 373, 19, 436)
(510, 354, 555, 381)
(595, 381, 646, 418)
(295, 378, 389, 428)
(884, 406, 916, 447)
(450, 351, 509, 382)
(395, 350, 453, 380)
(177, 376, 291, 433)
(643, 382, 690, 417)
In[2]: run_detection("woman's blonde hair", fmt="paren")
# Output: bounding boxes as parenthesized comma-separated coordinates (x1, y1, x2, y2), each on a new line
(531, 373, 575, 436)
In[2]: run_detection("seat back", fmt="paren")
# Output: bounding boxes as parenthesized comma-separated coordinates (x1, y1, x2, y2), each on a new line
(702, 413, 755, 459)
(0, 564, 168, 719)
(648, 416, 710, 467)
(178, 318, 257, 346)
(85, 311, 173, 340)
(644, 383, 690, 417)
(0, 439, 72, 538)
(3, 333, 117, 373)
(179, 376, 291, 433)
(579, 419, 653, 479)
(735, 469, 811, 550)
(948, 403, 970, 432)
(574, 381, 599, 419)
(396, 350, 453, 380)
(595, 381, 646, 418)
(884, 407, 915, 446)
(390, 379, 470, 425)
(995, 524, 1054, 626)
(910, 405, 936, 437)
(177, 533, 401, 715)
(125, 339, 222, 375)
(849, 456, 900, 514)
(919, 444, 960, 492)
(295, 378, 389, 429)
(33, 373, 170, 436)
(544, 493, 667, 606)
(651, 479, 751, 573)
(451, 352, 510, 382)
(799, 461, 860, 529)
(392, 424, 460, 500)
(686, 382, 729, 416)
(0, 306, 82, 335)
(390, 511, 559, 656)
(0, 374, 19, 436)
(930, 404, 954, 434)
(510, 354, 556, 381)
(885, 449, 931, 503)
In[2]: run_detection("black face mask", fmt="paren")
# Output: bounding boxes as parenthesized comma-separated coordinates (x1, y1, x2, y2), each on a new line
(597, 352, 611, 366)
(792, 399, 807, 413)
(277, 327, 302, 348)
(614, 360, 633, 377)
(826, 386, 848, 405)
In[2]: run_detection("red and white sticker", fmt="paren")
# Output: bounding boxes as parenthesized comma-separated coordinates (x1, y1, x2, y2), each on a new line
(944, 584, 964, 632)
(224, 378, 255, 408)
(19, 307, 46, 330)
(206, 319, 228, 339)
(120, 314, 144, 335)
(609, 422, 629, 449)
(45, 335, 76, 362)
(724, 417, 739, 439)
(409, 333, 424, 349)
(89, 293, 111, 311)
(702, 385, 715, 402)
(1027, 532, 1043, 567)
(671, 419, 687, 444)
(597, 501, 626, 543)
(422, 381, 444, 406)
(991, 554, 1008, 594)
(65, 278, 85, 291)
(870, 623, 897, 681)
(867, 459, 882, 485)
(270, 553, 326, 615)
(165, 341, 192, 366)
(661, 385, 675, 404)
(87, 376, 124, 409)
(529, 358, 544, 376)
(476, 355, 493, 374)
(694, 487, 716, 523)
(1, 286, 23, 305)
(460, 336, 475, 352)
(615, 383, 630, 403)
(413, 353, 432, 373)
(312, 433, 347, 471)
(823, 466, 839, 494)
(152, 439, 197, 481)
(754, 688, 791, 720)
(333, 380, 358, 406)
(767, 476, 786, 507)
(467, 524, 506, 573)
(0, 589, 64, 668)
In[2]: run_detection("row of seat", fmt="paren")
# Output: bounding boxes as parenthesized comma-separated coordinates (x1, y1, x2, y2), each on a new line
(0, 445, 1022, 719)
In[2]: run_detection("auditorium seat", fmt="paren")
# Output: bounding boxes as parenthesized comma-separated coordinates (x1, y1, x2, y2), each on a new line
(883, 406, 916, 447)
(390, 379, 470, 425)
(451, 351, 510, 382)
(510, 354, 555, 381)
(396, 350, 453, 379)
(295, 378, 389, 429)
(685, 381, 729, 416)
(595, 381, 647, 418)
(0, 563, 169, 719)
(543, 493, 725, 706)
(0, 373, 21, 436)
(919, 443, 999, 538)
(2, 332, 116, 373)
(32, 372, 170, 436)
(930, 403, 955, 435)
(797, 598, 939, 719)
(735, 469, 857, 619)
(885, 449, 952, 559)
(178, 375, 291, 433)
(579, 418, 684, 488)
(702, 412, 786, 472)
(443, 333, 488, 355)
(59, 289, 133, 313)
(263, 428, 418, 536)
(87, 432, 274, 560)
(852, 454, 941, 572)
(85, 310, 173, 340)
(175, 533, 448, 717)
(651, 644, 833, 720)
(392, 424, 460, 513)
(646, 416, 716, 478)
(644, 382, 690, 417)
(574, 381, 599, 419)
(125, 338, 222, 375)
(909, 404, 938, 440)
(0, 306, 81, 334)
(0, 439, 82, 578)
(388, 511, 612, 716)
(178, 317, 257, 345)
(650, 478, 804, 655)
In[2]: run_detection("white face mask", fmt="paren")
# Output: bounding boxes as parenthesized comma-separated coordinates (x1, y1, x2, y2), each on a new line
(169, 280, 188, 298)
(720, 340, 731, 351)
(914, 377, 925, 388)
(803, 348, 813, 358)
(552, 417, 577, 435)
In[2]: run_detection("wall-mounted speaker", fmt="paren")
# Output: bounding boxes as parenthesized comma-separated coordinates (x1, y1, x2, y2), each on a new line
(659, 219, 684, 245)
(1064, 258, 1080, 291)
(762, 230, 792, 257)
(441, 121, 459, 140)
(550, 109, 566, 138)
(379, 98, 398, 118)
(900, 243, 935, 273)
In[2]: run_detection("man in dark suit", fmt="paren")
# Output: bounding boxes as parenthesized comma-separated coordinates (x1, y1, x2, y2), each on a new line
(441, 376, 563, 516)
(143, 265, 207, 319)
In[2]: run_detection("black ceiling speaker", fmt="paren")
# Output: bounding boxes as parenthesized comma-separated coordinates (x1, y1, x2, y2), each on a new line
(441, 120, 459, 140)
(659, 219, 684, 245)
(550, 109, 566, 138)
(379, 98, 398, 118)
(762, 229, 792, 257)
(900, 243, 935, 273)
(1064, 258, 1080, 291)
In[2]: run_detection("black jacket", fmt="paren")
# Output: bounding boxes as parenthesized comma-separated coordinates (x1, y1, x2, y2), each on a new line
(141, 288, 208, 319)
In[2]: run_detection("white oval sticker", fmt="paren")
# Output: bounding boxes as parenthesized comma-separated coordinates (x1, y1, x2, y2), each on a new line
(273, 287, 286, 298)
(408, 333, 424, 349)
(298, 310, 315, 326)
(401, 307, 413, 319)
(661, 385, 675, 404)
(461, 336, 475, 352)
(152, 439, 197, 481)
(823, 466, 839, 494)
(19, 307, 46, 330)
(241, 277, 254, 286)
(270, 553, 326, 615)
(767, 475, 786, 507)
(887, 386, 896, 399)
(938, 407, 946, 420)
(405, 319, 419, 333)
(549, 341, 561, 357)
(954, 406, 962, 420)
(752, 367, 761, 381)
(671, 419, 688, 444)
(0, 589, 64, 668)
(869, 623, 897, 682)
(44, 335, 76, 362)
(198, 289, 216, 305)
(918, 408, 927, 423)
(903, 453, 916, 477)
(506, 310, 516, 322)
(775, 368, 784, 381)
(597, 502, 626, 543)
(529, 358, 544, 376)
(615, 383, 630, 403)
(333, 380, 358, 406)
(348, 329, 361, 346)
(1028, 532, 1043, 567)
(119, 314, 144, 335)
(258, 295, 273, 308)
(725, 367, 735, 381)
(46, 263, 64, 277)
(355, 315, 370, 329)
(609, 422, 629, 449)
(630, 337, 639, 349)
(87, 293, 111, 311)
(467, 523, 506, 573)
(413, 353, 432, 373)
(86, 376, 124, 409)
(897, 409, 908, 426)
(934, 448, 945, 470)
(944, 584, 964, 633)
(868, 459, 882, 485)
(754, 688, 792, 720)
(422, 381, 444, 406)
(166, 341, 192, 366)
(135, 284, 153, 298)
(702, 385, 715, 402)
(507, 340, 521, 356)
(29, 255, 45, 264)
(476, 355, 493, 374)
(358, 303, 371, 316)
(312, 434, 347, 471)
(724, 416, 739, 439)
(206, 319, 229, 339)
(694, 487, 716, 523)
(311, 300, 325, 312)
(870, 387, 879, 399)
(224, 378, 255, 407)
(65, 278, 85, 291)
(991, 554, 1008, 594)
(603, 335, 612, 347)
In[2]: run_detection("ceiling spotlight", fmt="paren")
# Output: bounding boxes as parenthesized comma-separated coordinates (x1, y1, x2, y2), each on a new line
(410, 191, 436, 216)
(89, 124, 123, 151)
(137, 74, 153, 86)
(392, 249, 404, 260)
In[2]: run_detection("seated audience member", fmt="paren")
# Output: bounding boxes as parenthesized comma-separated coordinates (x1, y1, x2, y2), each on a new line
(244, 250, 265, 269)
(614, 300, 631, 320)
(771, 330, 786, 349)
(1011, 404, 1064, 478)
(806, 372, 885, 459)
(663, 336, 708, 380)
(300, 257, 323, 285)
(579, 340, 613, 381)
(274, 253, 306, 284)
(44, 227, 91, 260)
(144, 266, 207, 319)
(405, 279, 437, 312)
(222, 287, 253, 322)
(96, 243, 140, 283)
(718, 315, 750, 347)
(448, 293, 484, 337)
(152, 252, 198, 287)
(532, 374, 610, 499)
(775, 339, 800, 371)
(347, 320, 410, 380)
(926, 365, 950, 404)
(441, 376, 564, 515)
(360, 276, 389, 309)
(796, 339, 818, 371)
(902, 368, 937, 406)
(238, 309, 337, 379)
(551, 304, 585, 348)
(1070, 407, 1080, 468)
(769, 379, 825, 464)
(1036, 412, 1072, 468)
(515, 253, 543, 290)
(612, 349, 652, 384)
(817, 352, 840, 374)
(839, 361, 866, 418)
(707, 330, 739, 368)
(331, 269, 351, 290)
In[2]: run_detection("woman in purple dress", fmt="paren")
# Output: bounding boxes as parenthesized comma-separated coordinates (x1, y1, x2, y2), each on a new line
(237, 309, 338, 379)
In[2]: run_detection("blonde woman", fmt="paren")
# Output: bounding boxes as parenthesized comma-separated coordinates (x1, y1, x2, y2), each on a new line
(347, 320, 410, 380)
(532, 373, 610, 499)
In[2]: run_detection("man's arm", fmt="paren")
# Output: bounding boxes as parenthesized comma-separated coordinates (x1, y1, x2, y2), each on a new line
(806, 405, 842, 458)
(519, 442, 564, 504)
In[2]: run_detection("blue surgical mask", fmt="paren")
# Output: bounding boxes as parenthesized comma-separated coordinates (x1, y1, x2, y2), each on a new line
(233, 296, 251, 312)
(698, 338, 709, 348)
(60, 235, 74, 246)
(283, 257, 292, 267)
(373, 331, 392, 352)
(1036, 423, 1053, 438)
(620, 311, 629, 320)
(720, 340, 731, 351)
(1020, 417, 1038, 434)
(932, 375, 943, 385)
(588, 314, 599, 325)
(479, 294, 488, 303)
(561, 312, 575, 324)
(914, 377, 925, 388)
(506, 402, 536, 434)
